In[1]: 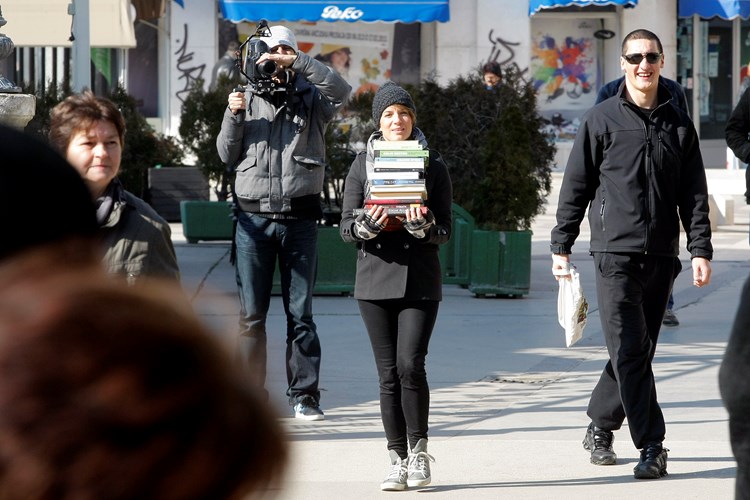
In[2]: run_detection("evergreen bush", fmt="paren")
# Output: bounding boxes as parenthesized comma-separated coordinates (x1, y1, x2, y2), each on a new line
(411, 67, 555, 231)
(341, 69, 555, 231)
(25, 83, 182, 199)
(178, 76, 235, 201)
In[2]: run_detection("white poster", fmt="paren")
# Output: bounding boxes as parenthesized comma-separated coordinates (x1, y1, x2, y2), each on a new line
(237, 21, 394, 96)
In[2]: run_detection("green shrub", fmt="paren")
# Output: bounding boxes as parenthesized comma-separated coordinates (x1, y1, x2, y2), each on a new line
(341, 70, 554, 231)
(411, 67, 555, 231)
(25, 83, 182, 198)
(178, 77, 234, 200)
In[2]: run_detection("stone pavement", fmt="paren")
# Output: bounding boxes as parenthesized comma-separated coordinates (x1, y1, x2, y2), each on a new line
(171, 169, 748, 499)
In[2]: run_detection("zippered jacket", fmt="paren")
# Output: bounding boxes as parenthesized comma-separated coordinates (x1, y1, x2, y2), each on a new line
(725, 85, 750, 202)
(217, 52, 351, 214)
(101, 189, 180, 283)
(551, 82, 713, 260)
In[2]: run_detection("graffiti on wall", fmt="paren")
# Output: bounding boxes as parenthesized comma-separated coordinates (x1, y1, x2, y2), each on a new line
(486, 29, 528, 77)
(174, 23, 206, 102)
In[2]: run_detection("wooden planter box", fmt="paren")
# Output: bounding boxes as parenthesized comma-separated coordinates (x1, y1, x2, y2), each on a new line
(468, 229, 531, 298)
(180, 201, 234, 243)
(148, 167, 209, 222)
(439, 203, 475, 287)
(180, 202, 355, 295)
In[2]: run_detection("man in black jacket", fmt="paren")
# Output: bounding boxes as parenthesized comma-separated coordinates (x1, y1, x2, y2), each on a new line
(551, 29, 713, 480)
(597, 75, 690, 328)
(725, 84, 750, 209)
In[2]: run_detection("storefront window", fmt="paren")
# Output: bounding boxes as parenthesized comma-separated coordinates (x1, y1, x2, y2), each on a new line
(701, 18, 733, 139)
(678, 16, 735, 141)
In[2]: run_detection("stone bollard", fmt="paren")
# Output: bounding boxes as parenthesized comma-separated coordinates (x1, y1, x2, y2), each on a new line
(0, 4, 36, 129)
(0, 93, 35, 129)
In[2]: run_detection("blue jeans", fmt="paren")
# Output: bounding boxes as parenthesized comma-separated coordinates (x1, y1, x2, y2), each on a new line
(234, 212, 321, 405)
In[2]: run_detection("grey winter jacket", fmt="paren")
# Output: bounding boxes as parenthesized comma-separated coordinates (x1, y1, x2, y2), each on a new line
(216, 52, 351, 213)
(101, 189, 180, 283)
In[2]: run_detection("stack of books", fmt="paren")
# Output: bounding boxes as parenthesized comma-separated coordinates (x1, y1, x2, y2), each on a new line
(355, 140, 428, 216)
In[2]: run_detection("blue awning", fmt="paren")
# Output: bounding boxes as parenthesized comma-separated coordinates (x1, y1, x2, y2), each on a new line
(219, 1, 450, 23)
(679, 0, 750, 19)
(529, 0, 637, 15)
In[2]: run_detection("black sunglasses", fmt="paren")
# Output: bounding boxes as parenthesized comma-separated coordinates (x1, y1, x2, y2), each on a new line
(622, 52, 662, 65)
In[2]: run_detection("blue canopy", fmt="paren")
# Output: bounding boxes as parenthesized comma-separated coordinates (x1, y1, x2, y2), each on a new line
(679, 0, 750, 19)
(529, 0, 637, 15)
(219, 0, 450, 23)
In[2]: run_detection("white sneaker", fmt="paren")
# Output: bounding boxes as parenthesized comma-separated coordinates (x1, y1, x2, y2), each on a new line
(381, 450, 408, 491)
(293, 398, 324, 421)
(407, 439, 435, 487)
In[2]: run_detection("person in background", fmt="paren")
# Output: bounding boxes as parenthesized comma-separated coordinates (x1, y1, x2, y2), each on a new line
(340, 82, 452, 491)
(217, 25, 351, 420)
(551, 29, 712, 480)
(49, 91, 180, 285)
(210, 39, 242, 91)
(596, 73, 689, 328)
(0, 252, 287, 500)
(720, 275, 750, 500)
(482, 61, 503, 90)
(314, 44, 352, 77)
(725, 82, 750, 246)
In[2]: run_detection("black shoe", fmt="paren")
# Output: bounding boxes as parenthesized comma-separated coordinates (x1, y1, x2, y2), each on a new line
(662, 309, 680, 327)
(582, 423, 617, 465)
(633, 442, 668, 479)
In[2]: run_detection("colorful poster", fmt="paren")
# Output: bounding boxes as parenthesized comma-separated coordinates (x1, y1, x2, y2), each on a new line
(530, 18, 599, 142)
(237, 21, 395, 96)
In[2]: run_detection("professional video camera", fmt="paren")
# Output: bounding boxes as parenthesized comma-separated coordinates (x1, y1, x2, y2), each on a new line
(235, 20, 287, 94)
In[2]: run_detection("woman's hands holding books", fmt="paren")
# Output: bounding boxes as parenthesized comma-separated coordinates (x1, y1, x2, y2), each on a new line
(403, 207, 434, 239)
(354, 205, 389, 240)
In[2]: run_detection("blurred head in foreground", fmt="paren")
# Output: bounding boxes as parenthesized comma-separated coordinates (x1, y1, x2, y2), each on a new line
(0, 124, 98, 263)
(0, 259, 287, 499)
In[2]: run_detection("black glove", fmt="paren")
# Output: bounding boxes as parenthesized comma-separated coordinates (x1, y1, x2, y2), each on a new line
(403, 210, 435, 239)
(354, 212, 385, 240)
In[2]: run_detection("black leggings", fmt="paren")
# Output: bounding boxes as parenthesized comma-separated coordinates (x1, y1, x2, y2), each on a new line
(358, 299, 439, 459)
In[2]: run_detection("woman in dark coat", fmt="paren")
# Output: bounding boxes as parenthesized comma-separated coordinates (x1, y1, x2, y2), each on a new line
(340, 82, 452, 491)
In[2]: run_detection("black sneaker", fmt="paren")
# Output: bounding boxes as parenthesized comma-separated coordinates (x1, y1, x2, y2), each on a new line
(633, 442, 668, 479)
(582, 423, 617, 465)
(662, 309, 680, 327)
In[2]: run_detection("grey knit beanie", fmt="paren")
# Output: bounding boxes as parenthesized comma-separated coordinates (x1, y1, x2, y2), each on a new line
(372, 81, 416, 124)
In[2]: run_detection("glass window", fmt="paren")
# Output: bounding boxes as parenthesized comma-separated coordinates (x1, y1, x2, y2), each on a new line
(700, 18, 733, 140)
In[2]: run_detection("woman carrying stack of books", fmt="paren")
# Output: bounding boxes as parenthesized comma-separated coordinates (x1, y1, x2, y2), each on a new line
(340, 81, 453, 491)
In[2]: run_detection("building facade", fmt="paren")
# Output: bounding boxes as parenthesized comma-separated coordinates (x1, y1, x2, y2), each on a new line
(3, 0, 746, 168)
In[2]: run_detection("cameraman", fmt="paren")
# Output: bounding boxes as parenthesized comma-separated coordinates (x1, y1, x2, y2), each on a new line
(217, 25, 351, 421)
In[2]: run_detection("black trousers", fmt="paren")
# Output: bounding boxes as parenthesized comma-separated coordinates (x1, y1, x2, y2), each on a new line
(720, 275, 750, 500)
(588, 252, 680, 449)
(358, 299, 439, 459)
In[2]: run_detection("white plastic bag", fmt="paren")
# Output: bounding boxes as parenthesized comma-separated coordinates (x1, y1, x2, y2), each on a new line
(556, 266, 588, 347)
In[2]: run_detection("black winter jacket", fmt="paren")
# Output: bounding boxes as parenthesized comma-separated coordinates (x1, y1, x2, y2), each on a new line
(551, 83, 713, 260)
(340, 137, 452, 301)
(725, 85, 750, 202)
